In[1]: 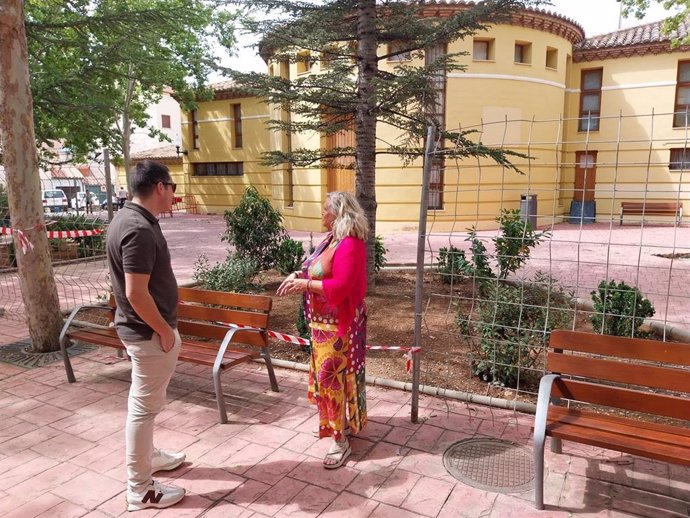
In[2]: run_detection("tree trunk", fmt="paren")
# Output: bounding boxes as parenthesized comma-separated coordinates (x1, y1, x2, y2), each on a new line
(0, 0, 64, 353)
(121, 70, 136, 196)
(356, 0, 378, 289)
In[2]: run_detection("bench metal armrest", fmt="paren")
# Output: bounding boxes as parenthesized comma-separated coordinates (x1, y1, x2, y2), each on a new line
(533, 374, 561, 448)
(212, 326, 266, 374)
(59, 304, 114, 345)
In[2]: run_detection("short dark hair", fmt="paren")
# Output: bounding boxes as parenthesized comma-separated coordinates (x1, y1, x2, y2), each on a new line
(130, 160, 170, 198)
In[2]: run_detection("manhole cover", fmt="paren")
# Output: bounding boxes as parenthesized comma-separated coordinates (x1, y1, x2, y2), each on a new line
(0, 340, 96, 369)
(443, 438, 535, 493)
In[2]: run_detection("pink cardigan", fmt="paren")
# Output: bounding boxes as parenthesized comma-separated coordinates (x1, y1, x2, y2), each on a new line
(321, 236, 367, 337)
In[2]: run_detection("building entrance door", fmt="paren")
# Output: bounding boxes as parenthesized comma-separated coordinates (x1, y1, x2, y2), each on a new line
(569, 150, 597, 224)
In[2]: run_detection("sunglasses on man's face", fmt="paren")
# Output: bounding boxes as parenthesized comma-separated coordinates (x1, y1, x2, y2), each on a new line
(161, 181, 177, 193)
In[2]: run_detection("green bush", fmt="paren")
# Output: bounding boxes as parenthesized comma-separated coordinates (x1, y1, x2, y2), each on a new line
(47, 214, 105, 258)
(296, 299, 311, 353)
(222, 186, 286, 270)
(437, 245, 467, 284)
(460, 272, 575, 387)
(590, 280, 655, 337)
(0, 184, 9, 222)
(374, 235, 388, 273)
(193, 253, 259, 293)
(275, 238, 305, 275)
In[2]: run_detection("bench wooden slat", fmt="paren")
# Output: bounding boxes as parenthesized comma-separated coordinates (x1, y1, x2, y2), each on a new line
(177, 321, 267, 347)
(550, 330, 690, 366)
(551, 378, 690, 422)
(547, 406, 690, 449)
(547, 352, 690, 393)
(620, 201, 682, 225)
(546, 416, 690, 466)
(177, 303, 268, 329)
(178, 287, 272, 312)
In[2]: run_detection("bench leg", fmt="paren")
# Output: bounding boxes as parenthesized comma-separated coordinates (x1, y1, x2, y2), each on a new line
(550, 437, 562, 454)
(533, 431, 546, 510)
(58, 321, 76, 383)
(261, 348, 280, 393)
(212, 364, 228, 424)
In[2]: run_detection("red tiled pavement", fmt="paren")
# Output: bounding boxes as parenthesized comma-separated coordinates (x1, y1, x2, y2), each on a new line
(0, 353, 688, 517)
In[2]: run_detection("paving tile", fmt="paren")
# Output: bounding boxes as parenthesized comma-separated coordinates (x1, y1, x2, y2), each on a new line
(6, 461, 85, 502)
(225, 443, 275, 476)
(171, 464, 245, 500)
(248, 476, 307, 516)
(225, 479, 271, 506)
(609, 483, 690, 518)
(319, 491, 379, 518)
(234, 423, 297, 450)
(15, 403, 73, 426)
(30, 431, 96, 462)
(346, 471, 388, 499)
(3, 381, 54, 398)
(404, 424, 445, 453)
(243, 447, 307, 486)
(196, 437, 252, 467)
(352, 441, 408, 476)
(401, 477, 455, 517)
(0, 492, 65, 518)
(0, 419, 38, 444)
(372, 468, 421, 506)
(396, 450, 456, 483)
(282, 432, 319, 454)
(35, 500, 89, 518)
(558, 473, 611, 513)
(437, 483, 497, 518)
(0, 454, 60, 491)
(288, 457, 359, 493)
(202, 500, 255, 518)
(52, 470, 124, 510)
(369, 502, 427, 518)
(490, 493, 570, 517)
(278, 484, 339, 517)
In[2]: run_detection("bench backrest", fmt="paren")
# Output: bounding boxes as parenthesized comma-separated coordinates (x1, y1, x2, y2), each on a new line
(620, 202, 681, 213)
(547, 330, 690, 422)
(108, 287, 272, 348)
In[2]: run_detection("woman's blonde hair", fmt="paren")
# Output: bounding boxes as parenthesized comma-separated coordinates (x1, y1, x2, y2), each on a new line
(327, 191, 369, 241)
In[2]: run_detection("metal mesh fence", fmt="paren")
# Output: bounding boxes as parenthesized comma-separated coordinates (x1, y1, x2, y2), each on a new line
(419, 111, 690, 401)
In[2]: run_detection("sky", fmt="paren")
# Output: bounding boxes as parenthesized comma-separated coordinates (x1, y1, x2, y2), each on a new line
(221, 0, 676, 74)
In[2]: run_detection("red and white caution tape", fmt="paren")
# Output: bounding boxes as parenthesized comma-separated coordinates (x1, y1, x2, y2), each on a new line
(1, 227, 103, 239)
(221, 322, 421, 373)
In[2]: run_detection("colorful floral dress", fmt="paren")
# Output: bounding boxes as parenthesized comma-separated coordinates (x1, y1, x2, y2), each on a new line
(303, 234, 367, 441)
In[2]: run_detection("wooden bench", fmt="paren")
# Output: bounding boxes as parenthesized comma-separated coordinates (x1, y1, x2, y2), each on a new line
(532, 330, 690, 510)
(619, 201, 682, 226)
(58, 287, 279, 424)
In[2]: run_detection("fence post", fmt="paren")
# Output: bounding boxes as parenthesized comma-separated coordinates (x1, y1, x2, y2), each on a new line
(411, 125, 435, 423)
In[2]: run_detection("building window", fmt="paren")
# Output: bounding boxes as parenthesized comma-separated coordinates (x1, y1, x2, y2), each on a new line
(192, 162, 244, 176)
(387, 42, 411, 62)
(232, 103, 242, 148)
(670, 148, 690, 170)
(296, 51, 312, 74)
(579, 68, 603, 132)
(472, 39, 493, 61)
(546, 47, 558, 69)
(514, 42, 531, 64)
(190, 109, 199, 149)
(161, 114, 171, 129)
(674, 61, 690, 127)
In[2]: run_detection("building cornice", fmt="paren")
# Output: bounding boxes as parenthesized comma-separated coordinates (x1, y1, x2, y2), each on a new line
(574, 42, 690, 63)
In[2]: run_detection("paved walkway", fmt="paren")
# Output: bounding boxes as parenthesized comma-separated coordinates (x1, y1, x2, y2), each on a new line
(1, 350, 688, 517)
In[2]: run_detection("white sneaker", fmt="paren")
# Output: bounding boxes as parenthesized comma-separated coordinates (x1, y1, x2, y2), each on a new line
(151, 447, 186, 472)
(127, 480, 185, 511)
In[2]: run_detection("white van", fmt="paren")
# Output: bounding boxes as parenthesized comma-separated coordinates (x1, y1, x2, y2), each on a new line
(41, 189, 68, 213)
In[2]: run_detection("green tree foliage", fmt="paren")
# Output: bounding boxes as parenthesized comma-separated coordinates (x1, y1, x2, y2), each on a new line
(620, 1, 689, 46)
(230, 0, 538, 283)
(374, 235, 388, 273)
(222, 186, 287, 270)
(24, 0, 236, 168)
(275, 238, 306, 275)
(590, 279, 655, 337)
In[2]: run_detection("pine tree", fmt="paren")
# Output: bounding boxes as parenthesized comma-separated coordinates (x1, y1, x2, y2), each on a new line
(231, 0, 535, 285)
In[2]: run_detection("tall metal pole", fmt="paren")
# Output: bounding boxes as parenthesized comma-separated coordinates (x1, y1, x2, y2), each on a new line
(103, 148, 114, 222)
(411, 125, 435, 423)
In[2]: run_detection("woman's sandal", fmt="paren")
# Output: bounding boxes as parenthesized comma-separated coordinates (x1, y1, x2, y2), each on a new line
(323, 440, 351, 469)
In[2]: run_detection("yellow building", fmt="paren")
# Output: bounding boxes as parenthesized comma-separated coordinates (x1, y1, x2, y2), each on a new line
(172, 4, 690, 232)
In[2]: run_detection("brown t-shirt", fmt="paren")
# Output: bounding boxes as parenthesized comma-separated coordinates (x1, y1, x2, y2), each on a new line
(106, 202, 178, 341)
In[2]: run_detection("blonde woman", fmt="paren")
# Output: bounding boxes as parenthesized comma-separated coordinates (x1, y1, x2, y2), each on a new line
(277, 192, 368, 468)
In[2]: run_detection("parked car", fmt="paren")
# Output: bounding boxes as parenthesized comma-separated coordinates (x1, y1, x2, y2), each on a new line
(101, 194, 119, 210)
(41, 189, 68, 213)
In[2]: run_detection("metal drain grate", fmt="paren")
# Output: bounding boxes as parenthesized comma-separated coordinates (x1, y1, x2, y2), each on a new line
(443, 438, 535, 493)
(0, 340, 96, 369)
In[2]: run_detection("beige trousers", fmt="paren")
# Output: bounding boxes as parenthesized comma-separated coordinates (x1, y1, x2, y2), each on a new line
(122, 330, 181, 493)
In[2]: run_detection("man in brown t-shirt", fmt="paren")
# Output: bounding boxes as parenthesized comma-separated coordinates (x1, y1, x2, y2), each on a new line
(106, 160, 186, 511)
